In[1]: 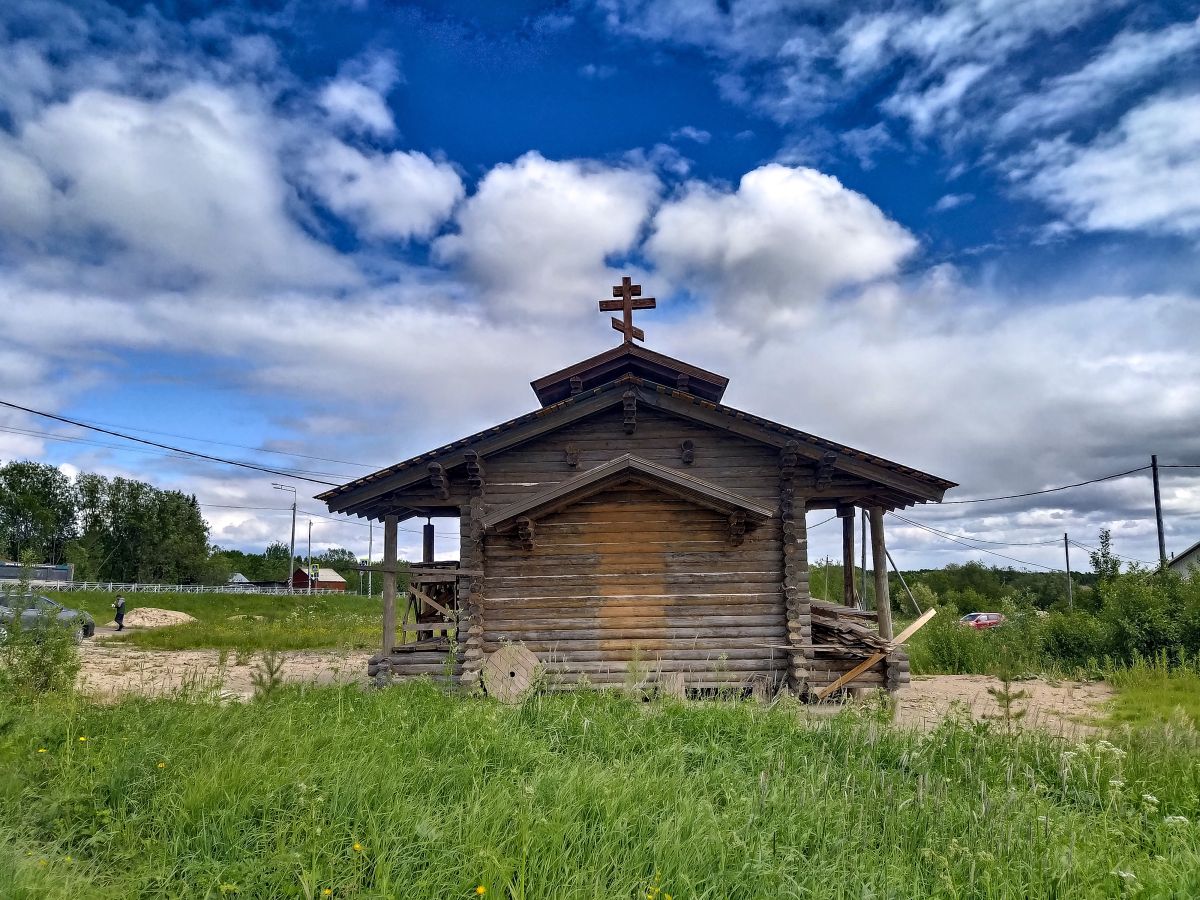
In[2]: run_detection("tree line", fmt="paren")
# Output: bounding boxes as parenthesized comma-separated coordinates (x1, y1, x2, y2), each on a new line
(0, 461, 367, 588)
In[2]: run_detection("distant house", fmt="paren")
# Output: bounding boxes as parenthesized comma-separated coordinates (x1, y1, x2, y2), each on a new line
(1168, 540, 1200, 576)
(227, 573, 251, 584)
(291, 567, 348, 592)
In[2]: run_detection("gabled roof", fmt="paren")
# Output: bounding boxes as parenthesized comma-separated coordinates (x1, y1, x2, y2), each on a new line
(531, 343, 728, 406)
(293, 567, 347, 583)
(317, 373, 957, 519)
(1169, 539, 1200, 572)
(481, 454, 775, 532)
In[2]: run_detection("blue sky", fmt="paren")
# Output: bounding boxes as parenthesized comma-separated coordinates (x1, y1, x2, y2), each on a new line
(0, 0, 1198, 569)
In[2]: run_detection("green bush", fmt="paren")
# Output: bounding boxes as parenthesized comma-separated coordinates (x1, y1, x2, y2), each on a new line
(0, 608, 81, 699)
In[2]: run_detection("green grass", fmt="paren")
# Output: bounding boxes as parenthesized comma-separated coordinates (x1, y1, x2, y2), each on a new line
(1106, 656, 1200, 731)
(51, 591, 383, 651)
(1, 683, 1198, 899)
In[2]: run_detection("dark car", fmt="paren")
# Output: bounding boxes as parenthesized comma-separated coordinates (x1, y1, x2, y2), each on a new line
(0, 594, 96, 644)
(959, 612, 1006, 629)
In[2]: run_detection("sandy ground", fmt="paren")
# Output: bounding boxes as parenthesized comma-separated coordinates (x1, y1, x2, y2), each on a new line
(77, 637, 1115, 731)
(79, 639, 372, 700)
(893, 674, 1113, 737)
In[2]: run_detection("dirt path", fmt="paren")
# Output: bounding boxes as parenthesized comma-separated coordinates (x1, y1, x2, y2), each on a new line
(77, 642, 1115, 733)
(894, 674, 1113, 737)
(79, 640, 372, 700)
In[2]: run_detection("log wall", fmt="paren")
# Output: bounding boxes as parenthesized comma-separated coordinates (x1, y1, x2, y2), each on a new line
(480, 407, 786, 690)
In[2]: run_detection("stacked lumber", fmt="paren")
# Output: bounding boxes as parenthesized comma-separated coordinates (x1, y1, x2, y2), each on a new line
(807, 600, 909, 693)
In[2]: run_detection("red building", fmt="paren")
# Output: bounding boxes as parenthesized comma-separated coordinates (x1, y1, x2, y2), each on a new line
(291, 567, 348, 592)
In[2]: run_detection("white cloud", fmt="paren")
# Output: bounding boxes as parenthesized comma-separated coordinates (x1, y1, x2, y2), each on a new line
(433, 152, 661, 317)
(305, 139, 464, 241)
(13, 84, 353, 288)
(933, 192, 973, 212)
(1020, 93, 1200, 236)
(884, 62, 989, 137)
(319, 79, 395, 136)
(646, 164, 918, 319)
(671, 125, 711, 144)
(839, 123, 893, 169)
(997, 15, 1200, 136)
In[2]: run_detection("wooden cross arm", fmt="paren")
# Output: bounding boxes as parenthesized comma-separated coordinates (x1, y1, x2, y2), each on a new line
(598, 298, 656, 311)
(813, 608, 937, 700)
(612, 319, 645, 341)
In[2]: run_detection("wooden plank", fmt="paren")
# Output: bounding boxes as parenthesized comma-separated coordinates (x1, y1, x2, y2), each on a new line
(842, 510, 856, 608)
(411, 585, 454, 619)
(814, 608, 935, 699)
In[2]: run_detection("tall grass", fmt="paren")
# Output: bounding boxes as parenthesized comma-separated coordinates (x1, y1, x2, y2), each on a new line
(1, 683, 1197, 898)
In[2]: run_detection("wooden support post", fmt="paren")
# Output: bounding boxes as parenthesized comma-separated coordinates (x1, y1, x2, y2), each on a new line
(869, 506, 893, 640)
(422, 519, 435, 563)
(839, 506, 855, 609)
(381, 515, 398, 653)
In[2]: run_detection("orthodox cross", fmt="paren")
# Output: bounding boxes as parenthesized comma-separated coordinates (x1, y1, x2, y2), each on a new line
(598, 276, 656, 344)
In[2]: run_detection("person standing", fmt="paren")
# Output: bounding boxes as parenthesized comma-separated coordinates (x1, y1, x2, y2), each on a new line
(113, 595, 126, 631)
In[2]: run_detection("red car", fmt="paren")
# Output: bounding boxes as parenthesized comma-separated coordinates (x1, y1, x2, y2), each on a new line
(960, 612, 1006, 629)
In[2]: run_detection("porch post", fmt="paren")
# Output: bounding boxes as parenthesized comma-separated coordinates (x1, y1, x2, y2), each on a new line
(839, 505, 856, 608)
(381, 514, 398, 654)
(869, 507, 893, 639)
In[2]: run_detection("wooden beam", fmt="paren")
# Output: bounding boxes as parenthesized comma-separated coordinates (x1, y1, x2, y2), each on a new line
(869, 506, 893, 639)
(814, 608, 936, 700)
(381, 515, 398, 654)
(411, 585, 454, 619)
(841, 507, 856, 609)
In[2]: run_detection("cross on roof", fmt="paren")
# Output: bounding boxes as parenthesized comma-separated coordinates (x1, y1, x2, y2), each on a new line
(598, 276, 656, 344)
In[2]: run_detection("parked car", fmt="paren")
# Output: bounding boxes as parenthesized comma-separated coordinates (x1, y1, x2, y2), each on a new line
(0, 594, 95, 644)
(959, 612, 1006, 629)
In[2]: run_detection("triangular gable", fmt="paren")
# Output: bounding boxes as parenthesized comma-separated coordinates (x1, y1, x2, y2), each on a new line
(481, 454, 775, 533)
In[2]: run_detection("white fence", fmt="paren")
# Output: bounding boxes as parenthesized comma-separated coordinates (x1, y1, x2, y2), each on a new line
(27, 580, 346, 596)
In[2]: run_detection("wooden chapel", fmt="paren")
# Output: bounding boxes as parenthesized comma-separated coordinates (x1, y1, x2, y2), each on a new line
(318, 278, 956, 697)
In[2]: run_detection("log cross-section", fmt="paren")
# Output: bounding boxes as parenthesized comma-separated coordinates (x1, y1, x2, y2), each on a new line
(622, 389, 637, 434)
(428, 462, 450, 500)
(464, 450, 486, 497)
(728, 511, 747, 545)
(680, 439, 695, 465)
(516, 516, 535, 551)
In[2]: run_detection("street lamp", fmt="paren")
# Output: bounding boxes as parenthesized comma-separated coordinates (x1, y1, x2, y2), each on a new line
(272, 483, 297, 591)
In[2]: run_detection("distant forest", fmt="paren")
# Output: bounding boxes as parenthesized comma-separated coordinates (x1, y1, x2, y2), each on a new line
(0, 461, 365, 588)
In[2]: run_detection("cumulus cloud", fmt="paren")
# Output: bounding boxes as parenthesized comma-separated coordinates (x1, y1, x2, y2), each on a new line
(646, 164, 918, 319)
(305, 139, 464, 241)
(1019, 93, 1200, 237)
(11, 84, 353, 288)
(318, 52, 401, 136)
(434, 152, 661, 317)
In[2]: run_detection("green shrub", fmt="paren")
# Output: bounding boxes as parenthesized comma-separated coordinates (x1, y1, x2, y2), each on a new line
(0, 608, 81, 699)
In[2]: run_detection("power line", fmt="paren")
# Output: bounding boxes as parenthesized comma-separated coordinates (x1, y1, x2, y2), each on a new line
(940, 465, 1151, 505)
(888, 512, 1060, 571)
(198, 503, 457, 538)
(889, 516, 1061, 547)
(0, 398, 344, 487)
(1067, 538, 1155, 567)
(68, 413, 385, 470)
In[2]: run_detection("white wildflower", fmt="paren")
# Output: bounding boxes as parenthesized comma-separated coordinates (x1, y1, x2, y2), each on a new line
(1164, 815, 1188, 826)
(1114, 869, 1137, 882)
(1109, 779, 1125, 788)
(1142, 794, 1159, 806)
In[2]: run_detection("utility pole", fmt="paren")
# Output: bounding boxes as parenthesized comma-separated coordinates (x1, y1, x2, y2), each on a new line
(1063, 532, 1073, 609)
(272, 483, 297, 592)
(307, 519, 313, 596)
(860, 513, 868, 609)
(367, 521, 373, 597)
(1152, 454, 1167, 567)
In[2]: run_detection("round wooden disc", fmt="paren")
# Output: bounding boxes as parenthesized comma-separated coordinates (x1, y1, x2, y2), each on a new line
(482, 643, 541, 703)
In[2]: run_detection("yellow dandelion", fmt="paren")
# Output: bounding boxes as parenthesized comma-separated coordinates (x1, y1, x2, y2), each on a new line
(352, 842, 363, 853)
(37, 748, 47, 753)
(475, 887, 487, 896)
(64, 855, 72, 862)
(37, 859, 47, 867)
(78, 736, 88, 742)
(157, 762, 166, 769)
(322, 890, 332, 897)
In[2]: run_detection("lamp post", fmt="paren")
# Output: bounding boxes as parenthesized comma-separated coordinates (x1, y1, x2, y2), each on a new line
(272, 483, 297, 592)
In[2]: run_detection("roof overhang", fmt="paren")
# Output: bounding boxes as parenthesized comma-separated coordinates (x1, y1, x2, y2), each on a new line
(481, 453, 775, 532)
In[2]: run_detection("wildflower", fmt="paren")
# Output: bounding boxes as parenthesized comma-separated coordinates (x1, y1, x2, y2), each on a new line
(352, 842, 363, 853)
(1142, 793, 1159, 807)
(78, 736, 88, 742)
(476, 887, 487, 895)
(1108, 779, 1125, 788)
(37, 859, 46, 867)
(1165, 815, 1189, 826)
(1114, 869, 1136, 883)
(323, 891, 333, 897)
(157, 762, 166, 769)
(64, 855, 72, 862)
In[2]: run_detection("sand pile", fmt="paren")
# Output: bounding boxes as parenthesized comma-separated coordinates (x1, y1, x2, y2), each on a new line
(107, 608, 198, 629)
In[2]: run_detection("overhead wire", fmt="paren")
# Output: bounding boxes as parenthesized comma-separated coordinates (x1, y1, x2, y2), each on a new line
(888, 512, 1060, 571)
(938, 465, 1151, 504)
